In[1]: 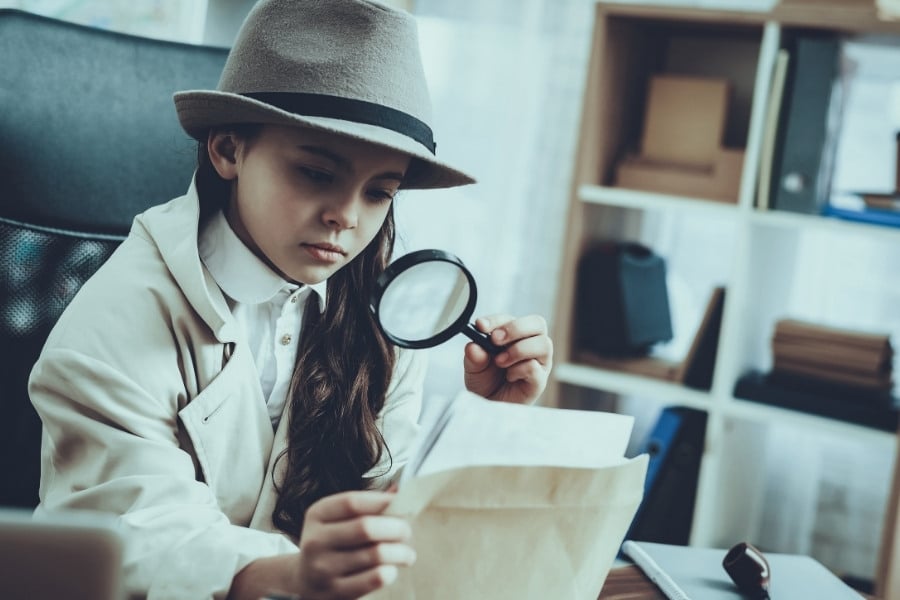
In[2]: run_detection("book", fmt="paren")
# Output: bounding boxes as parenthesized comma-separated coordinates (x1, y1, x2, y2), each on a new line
(621, 540, 864, 599)
(675, 287, 726, 390)
(859, 193, 900, 212)
(772, 356, 893, 391)
(773, 319, 893, 353)
(772, 340, 891, 373)
(757, 49, 790, 211)
(770, 318, 894, 391)
(368, 392, 649, 600)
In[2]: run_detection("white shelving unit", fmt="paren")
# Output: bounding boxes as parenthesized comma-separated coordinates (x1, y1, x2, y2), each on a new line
(548, 0, 900, 584)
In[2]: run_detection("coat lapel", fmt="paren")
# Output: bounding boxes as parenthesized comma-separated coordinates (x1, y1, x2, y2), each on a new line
(249, 397, 293, 537)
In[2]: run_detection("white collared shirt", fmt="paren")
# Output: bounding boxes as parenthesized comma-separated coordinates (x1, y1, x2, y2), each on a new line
(198, 209, 327, 428)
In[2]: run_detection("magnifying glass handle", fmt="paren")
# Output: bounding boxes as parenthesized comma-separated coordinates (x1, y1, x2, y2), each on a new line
(463, 322, 503, 355)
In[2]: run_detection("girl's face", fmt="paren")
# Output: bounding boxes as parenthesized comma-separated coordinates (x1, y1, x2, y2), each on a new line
(218, 125, 410, 285)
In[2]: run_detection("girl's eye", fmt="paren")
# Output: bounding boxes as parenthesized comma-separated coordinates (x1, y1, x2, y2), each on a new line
(367, 188, 396, 204)
(298, 167, 333, 184)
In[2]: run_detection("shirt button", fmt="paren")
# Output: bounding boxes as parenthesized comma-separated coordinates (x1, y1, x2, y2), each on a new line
(290, 295, 299, 303)
(280, 334, 292, 345)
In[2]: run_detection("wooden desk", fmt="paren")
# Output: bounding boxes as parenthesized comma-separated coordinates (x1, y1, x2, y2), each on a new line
(598, 566, 665, 599)
(598, 566, 879, 599)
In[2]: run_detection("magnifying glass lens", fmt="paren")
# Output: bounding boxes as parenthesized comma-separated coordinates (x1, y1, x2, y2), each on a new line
(378, 260, 471, 343)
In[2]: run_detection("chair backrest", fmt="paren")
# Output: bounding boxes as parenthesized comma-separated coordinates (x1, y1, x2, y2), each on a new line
(0, 9, 228, 508)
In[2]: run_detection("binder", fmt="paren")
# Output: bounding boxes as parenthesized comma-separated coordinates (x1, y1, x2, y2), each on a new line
(770, 34, 841, 214)
(626, 406, 707, 545)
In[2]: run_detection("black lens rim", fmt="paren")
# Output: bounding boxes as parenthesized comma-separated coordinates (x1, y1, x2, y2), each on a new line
(370, 248, 477, 349)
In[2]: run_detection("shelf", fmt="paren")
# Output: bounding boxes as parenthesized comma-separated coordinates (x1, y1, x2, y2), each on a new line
(553, 2, 900, 582)
(556, 360, 896, 444)
(578, 184, 743, 216)
(599, 3, 768, 26)
(749, 208, 900, 243)
(579, 186, 900, 243)
(554, 361, 713, 411)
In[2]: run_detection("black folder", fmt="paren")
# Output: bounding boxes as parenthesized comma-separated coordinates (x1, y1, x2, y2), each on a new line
(734, 370, 899, 432)
(626, 406, 707, 545)
(770, 34, 841, 214)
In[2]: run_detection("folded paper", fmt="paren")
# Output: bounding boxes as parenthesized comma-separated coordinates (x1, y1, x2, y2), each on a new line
(365, 392, 648, 599)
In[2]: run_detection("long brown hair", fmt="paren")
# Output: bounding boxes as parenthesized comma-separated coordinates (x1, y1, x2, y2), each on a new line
(195, 127, 397, 536)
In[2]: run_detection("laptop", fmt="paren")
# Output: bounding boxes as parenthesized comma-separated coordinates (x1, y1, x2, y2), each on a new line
(0, 507, 125, 600)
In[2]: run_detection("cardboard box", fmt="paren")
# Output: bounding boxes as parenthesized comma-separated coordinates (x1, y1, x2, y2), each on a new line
(640, 75, 730, 168)
(615, 147, 744, 203)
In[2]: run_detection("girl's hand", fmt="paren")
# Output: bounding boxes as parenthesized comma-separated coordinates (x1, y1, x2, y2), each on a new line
(463, 314, 553, 404)
(295, 490, 415, 599)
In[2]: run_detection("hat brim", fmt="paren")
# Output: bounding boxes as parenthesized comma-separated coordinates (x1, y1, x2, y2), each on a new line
(174, 91, 476, 190)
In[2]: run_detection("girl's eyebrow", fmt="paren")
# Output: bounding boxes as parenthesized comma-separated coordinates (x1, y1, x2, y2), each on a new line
(375, 171, 406, 183)
(297, 144, 406, 182)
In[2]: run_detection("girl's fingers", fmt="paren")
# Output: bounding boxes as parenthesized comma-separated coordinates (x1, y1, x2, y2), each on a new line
(476, 314, 548, 346)
(502, 359, 546, 386)
(323, 542, 417, 576)
(318, 515, 412, 548)
(329, 564, 402, 599)
(494, 334, 553, 369)
(475, 314, 514, 330)
(307, 490, 396, 523)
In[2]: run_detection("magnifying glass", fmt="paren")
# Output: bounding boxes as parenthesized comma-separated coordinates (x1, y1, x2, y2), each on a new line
(370, 249, 500, 354)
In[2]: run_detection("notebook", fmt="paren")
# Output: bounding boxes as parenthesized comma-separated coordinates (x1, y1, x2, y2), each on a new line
(621, 540, 864, 600)
(0, 508, 125, 600)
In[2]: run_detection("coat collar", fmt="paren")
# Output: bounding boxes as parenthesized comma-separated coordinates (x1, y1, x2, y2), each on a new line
(133, 177, 238, 343)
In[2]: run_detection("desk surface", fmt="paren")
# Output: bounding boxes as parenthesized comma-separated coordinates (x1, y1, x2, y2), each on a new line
(598, 566, 665, 599)
(598, 566, 878, 599)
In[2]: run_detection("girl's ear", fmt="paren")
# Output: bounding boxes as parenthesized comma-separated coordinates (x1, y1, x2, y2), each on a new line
(207, 131, 241, 180)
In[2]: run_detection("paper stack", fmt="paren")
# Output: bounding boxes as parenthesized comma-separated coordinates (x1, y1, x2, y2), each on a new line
(771, 319, 894, 394)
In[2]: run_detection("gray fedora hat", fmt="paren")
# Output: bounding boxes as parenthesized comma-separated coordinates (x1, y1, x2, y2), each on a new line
(174, 0, 475, 189)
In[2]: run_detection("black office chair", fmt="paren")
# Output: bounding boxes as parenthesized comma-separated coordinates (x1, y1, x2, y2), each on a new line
(0, 9, 228, 508)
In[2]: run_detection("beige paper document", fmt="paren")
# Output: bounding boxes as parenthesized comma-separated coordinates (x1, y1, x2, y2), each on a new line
(366, 392, 648, 600)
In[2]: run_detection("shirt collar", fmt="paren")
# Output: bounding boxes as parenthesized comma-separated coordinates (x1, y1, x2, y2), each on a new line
(198, 208, 327, 310)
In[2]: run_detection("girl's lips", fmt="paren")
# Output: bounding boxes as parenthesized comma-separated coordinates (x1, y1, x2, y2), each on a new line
(302, 243, 345, 263)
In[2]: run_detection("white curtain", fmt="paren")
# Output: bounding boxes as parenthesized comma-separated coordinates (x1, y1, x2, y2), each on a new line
(396, 0, 594, 416)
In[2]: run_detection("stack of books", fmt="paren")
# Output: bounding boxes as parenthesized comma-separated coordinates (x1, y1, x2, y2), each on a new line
(734, 320, 898, 431)
(771, 319, 894, 394)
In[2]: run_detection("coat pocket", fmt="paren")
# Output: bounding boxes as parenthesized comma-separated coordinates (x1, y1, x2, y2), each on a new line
(178, 343, 274, 524)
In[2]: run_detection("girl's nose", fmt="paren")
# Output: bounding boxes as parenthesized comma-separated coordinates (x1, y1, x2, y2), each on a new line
(322, 193, 359, 230)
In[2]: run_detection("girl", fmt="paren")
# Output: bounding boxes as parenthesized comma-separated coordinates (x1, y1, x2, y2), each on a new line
(28, 1, 553, 599)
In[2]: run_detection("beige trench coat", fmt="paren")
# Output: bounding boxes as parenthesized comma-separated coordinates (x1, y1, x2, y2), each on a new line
(28, 182, 425, 600)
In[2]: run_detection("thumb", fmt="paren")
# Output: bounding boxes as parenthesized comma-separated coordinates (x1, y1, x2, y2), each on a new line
(464, 341, 491, 373)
